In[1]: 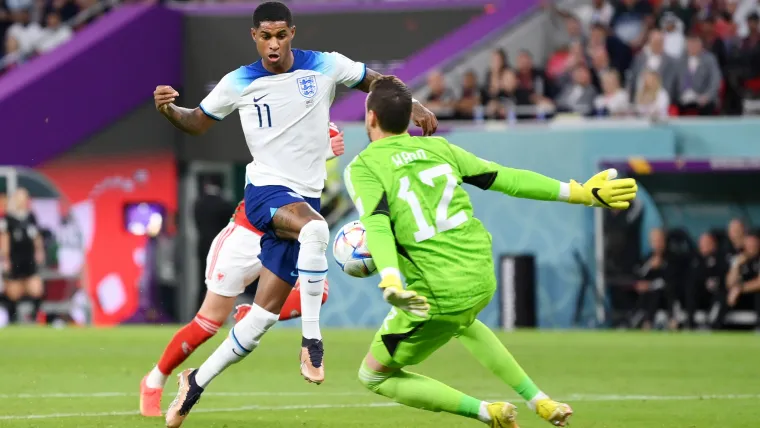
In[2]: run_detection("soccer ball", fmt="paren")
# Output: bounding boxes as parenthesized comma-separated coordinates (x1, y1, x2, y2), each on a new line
(332, 220, 377, 278)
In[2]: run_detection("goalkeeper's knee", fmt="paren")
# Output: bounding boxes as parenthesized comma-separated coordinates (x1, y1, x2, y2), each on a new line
(357, 358, 392, 393)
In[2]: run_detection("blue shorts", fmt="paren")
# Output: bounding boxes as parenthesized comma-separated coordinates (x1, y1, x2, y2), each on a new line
(244, 184, 321, 286)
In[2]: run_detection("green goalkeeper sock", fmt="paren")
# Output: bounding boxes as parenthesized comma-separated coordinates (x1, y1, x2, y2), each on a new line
(458, 320, 542, 402)
(359, 360, 486, 422)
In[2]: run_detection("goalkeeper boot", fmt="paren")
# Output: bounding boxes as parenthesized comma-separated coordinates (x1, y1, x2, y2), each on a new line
(139, 375, 162, 417)
(165, 369, 204, 428)
(535, 399, 573, 427)
(300, 337, 325, 384)
(486, 402, 520, 427)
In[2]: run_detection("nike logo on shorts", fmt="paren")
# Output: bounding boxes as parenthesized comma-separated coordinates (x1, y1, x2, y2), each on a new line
(290, 271, 299, 277)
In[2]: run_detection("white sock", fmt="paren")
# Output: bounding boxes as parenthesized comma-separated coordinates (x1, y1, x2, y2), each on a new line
(194, 304, 278, 388)
(297, 220, 329, 341)
(145, 366, 169, 389)
(527, 391, 550, 411)
(477, 401, 492, 423)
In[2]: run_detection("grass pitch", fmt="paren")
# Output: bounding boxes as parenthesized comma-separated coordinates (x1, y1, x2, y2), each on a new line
(0, 326, 757, 427)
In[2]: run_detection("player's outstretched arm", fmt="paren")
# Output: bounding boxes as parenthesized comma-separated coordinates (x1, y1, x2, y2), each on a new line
(446, 142, 638, 209)
(154, 86, 216, 136)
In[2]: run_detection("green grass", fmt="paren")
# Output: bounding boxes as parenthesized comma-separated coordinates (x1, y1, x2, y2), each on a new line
(0, 326, 758, 427)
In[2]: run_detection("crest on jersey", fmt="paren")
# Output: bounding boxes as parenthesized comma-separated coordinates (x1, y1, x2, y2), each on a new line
(297, 75, 318, 98)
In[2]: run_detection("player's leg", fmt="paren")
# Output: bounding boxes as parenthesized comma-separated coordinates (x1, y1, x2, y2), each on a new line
(357, 303, 518, 427)
(164, 266, 288, 428)
(234, 280, 330, 322)
(270, 200, 329, 381)
(22, 273, 44, 321)
(141, 224, 260, 417)
(3, 278, 23, 324)
(457, 320, 573, 426)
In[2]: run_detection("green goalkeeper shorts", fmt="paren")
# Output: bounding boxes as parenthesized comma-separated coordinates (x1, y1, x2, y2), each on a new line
(369, 294, 492, 368)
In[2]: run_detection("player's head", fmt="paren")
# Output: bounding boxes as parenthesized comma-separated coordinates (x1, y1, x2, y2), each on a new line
(365, 76, 412, 141)
(251, 2, 295, 70)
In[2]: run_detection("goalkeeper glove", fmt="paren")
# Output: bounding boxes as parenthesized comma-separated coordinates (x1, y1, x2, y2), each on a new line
(379, 273, 430, 318)
(568, 168, 637, 209)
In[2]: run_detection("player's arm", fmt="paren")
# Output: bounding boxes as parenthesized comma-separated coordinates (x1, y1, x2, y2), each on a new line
(344, 158, 429, 317)
(33, 233, 44, 265)
(726, 255, 746, 288)
(343, 158, 399, 277)
(327, 52, 437, 135)
(446, 142, 637, 209)
(154, 70, 240, 136)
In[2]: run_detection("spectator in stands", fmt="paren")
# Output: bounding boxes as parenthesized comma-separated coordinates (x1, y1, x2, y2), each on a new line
(589, 45, 613, 90)
(736, 11, 760, 90)
(611, 0, 656, 51)
(48, 0, 80, 23)
(628, 29, 680, 101)
(454, 70, 481, 120)
(483, 48, 509, 94)
(578, 0, 615, 32)
(555, 41, 588, 88)
(594, 69, 631, 115)
(515, 49, 555, 105)
(699, 15, 728, 69)
(545, 6, 586, 53)
(685, 231, 728, 329)
(657, 0, 699, 35)
(485, 68, 533, 119)
(424, 70, 456, 120)
(555, 65, 598, 114)
(726, 218, 746, 261)
(35, 11, 71, 54)
(661, 12, 686, 59)
(725, 232, 760, 327)
(6, 8, 43, 54)
(634, 69, 671, 119)
(588, 22, 633, 74)
(632, 227, 678, 330)
(677, 34, 722, 114)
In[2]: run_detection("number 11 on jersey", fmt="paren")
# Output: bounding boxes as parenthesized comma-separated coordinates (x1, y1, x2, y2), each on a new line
(398, 163, 468, 243)
(254, 103, 272, 128)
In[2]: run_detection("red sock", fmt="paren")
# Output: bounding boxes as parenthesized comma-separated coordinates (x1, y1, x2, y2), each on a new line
(279, 280, 329, 321)
(156, 314, 222, 375)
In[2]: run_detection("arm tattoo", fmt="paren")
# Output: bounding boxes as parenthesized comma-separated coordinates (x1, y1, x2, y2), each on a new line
(162, 105, 207, 136)
(354, 68, 383, 93)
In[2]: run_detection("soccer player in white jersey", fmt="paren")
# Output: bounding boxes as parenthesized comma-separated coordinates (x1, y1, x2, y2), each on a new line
(153, 2, 437, 426)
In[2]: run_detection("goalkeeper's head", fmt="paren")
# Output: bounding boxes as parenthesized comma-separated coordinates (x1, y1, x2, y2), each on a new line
(365, 75, 412, 142)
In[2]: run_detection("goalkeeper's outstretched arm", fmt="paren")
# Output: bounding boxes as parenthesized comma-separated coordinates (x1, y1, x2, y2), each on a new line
(446, 142, 637, 209)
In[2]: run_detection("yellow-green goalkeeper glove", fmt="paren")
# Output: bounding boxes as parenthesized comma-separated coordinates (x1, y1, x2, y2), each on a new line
(568, 168, 638, 209)
(379, 273, 430, 318)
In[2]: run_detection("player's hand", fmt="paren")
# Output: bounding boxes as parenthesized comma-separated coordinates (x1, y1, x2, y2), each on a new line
(154, 85, 179, 113)
(330, 131, 345, 157)
(568, 168, 637, 210)
(379, 274, 429, 318)
(411, 100, 438, 136)
(1, 258, 9, 274)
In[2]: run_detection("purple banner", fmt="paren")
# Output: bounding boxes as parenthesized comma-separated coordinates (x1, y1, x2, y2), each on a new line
(601, 158, 760, 174)
(0, 5, 182, 167)
(171, 0, 501, 15)
(330, 0, 538, 120)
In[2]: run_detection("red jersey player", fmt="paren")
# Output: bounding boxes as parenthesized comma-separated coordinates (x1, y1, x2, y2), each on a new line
(139, 123, 344, 417)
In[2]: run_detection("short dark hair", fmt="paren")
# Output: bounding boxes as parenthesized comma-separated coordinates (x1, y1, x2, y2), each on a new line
(367, 76, 412, 134)
(253, 1, 293, 28)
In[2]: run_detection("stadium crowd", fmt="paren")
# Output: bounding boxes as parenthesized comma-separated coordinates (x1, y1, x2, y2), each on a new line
(424, 0, 760, 120)
(605, 206, 760, 331)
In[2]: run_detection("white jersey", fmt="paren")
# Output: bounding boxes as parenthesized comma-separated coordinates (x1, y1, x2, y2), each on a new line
(200, 49, 366, 197)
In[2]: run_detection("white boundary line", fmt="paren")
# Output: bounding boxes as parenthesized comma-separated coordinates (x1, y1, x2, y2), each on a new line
(1, 393, 759, 420)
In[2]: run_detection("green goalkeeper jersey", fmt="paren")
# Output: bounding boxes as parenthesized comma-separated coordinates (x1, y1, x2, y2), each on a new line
(344, 133, 565, 314)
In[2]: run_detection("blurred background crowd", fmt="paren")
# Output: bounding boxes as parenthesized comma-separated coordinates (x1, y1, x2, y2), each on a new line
(421, 0, 760, 120)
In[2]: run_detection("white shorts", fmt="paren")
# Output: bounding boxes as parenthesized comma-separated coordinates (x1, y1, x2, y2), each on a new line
(204, 223, 263, 297)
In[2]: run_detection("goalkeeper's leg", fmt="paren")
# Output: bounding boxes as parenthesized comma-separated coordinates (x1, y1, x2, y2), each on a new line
(457, 320, 573, 426)
(357, 304, 518, 427)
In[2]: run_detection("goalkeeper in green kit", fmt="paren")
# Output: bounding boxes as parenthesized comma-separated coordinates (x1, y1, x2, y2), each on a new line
(344, 77, 638, 427)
